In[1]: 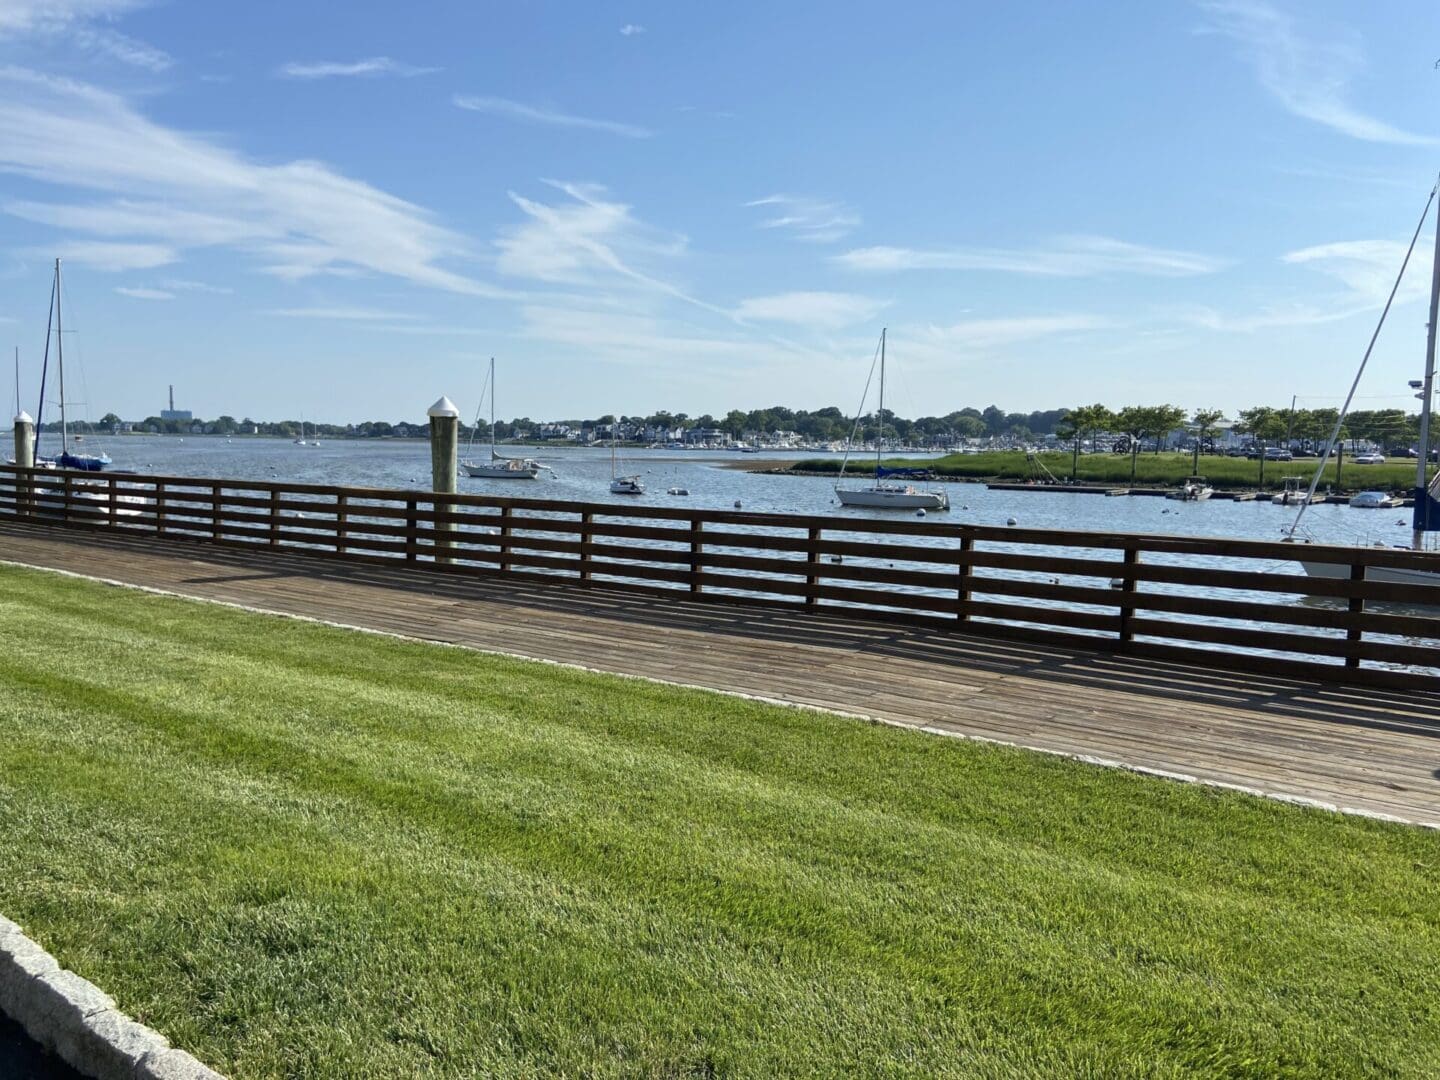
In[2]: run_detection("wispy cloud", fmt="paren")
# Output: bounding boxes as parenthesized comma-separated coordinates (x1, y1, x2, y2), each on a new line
(497, 181, 696, 298)
(277, 57, 438, 80)
(114, 285, 172, 300)
(619, 24, 645, 36)
(0, 67, 511, 297)
(71, 25, 171, 70)
(0, 1, 172, 70)
(265, 307, 421, 321)
(919, 315, 1117, 350)
(0, 1, 140, 35)
(1198, 1, 1436, 146)
(1177, 236, 1424, 333)
(1178, 303, 1356, 334)
(745, 194, 859, 244)
(734, 291, 886, 330)
(836, 236, 1225, 277)
(454, 95, 653, 139)
(48, 241, 176, 271)
(1281, 239, 1427, 304)
(160, 277, 232, 295)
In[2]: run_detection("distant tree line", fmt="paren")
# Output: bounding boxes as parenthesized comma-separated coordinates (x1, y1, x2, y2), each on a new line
(1054, 403, 1424, 483)
(37, 403, 1425, 466)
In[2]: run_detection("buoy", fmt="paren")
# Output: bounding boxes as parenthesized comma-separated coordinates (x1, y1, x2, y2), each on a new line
(734, 500, 742, 509)
(916, 509, 926, 517)
(1007, 516, 1017, 526)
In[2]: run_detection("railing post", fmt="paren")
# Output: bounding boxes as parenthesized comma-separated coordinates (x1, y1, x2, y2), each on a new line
(499, 505, 512, 571)
(957, 535, 974, 622)
(155, 479, 167, 535)
(211, 484, 222, 542)
(406, 498, 418, 562)
(336, 493, 347, 555)
(108, 474, 118, 528)
(579, 511, 593, 581)
(269, 488, 280, 547)
(1118, 545, 1140, 643)
(690, 518, 704, 594)
(61, 470, 72, 523)
(805, 526, 821, 606)
(1346, 561, 1365, 669)
(434, 495, 453, 565)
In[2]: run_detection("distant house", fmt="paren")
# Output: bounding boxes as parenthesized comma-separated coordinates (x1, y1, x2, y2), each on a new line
(686, 428, 730, 445)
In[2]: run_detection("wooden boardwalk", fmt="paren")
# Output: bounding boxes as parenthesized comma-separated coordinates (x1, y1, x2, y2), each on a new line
(2, 520, 1438, 827)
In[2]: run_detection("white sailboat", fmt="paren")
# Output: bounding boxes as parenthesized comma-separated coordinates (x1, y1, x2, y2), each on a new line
(836, 328, 948, 511)
(293, 417, 319, 446)
(461, 358, 552, 479)
(1288, 178, 1440, 585)
(609, 424, 643, 494)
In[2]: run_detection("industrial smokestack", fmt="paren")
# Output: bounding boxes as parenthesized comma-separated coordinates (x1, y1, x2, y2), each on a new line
(169, 384, 175, 412)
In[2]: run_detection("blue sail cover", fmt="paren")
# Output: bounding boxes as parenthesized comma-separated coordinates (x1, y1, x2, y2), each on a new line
(875, 466, 928, 479)
(57, 452, 108, 472)
(1414, 485, 1440, 532)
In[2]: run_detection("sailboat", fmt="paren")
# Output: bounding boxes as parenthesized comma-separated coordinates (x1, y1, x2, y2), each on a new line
(461, 358, 551, 479)
(835, 328, 948, 510)
(35, 258, 111, 472)
(1288, 179, 1440, 585)
(609, 422, 643, 494)
(293, 417, 320, 446)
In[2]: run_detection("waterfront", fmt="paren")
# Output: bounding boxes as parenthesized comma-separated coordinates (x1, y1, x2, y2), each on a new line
(79, 436, 1418, 553)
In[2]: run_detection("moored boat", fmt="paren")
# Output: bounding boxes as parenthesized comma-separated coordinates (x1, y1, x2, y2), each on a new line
(836, 329, 948, 511)
(461, 358, 552, 479)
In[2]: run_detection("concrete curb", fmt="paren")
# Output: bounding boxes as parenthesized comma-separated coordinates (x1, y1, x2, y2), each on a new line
(0, 914, 224, 1080)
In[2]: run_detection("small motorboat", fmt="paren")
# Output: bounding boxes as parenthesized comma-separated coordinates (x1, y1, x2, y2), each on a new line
(1350, 490, 1402, 509)
(1167, 476, 1214, 501)
(667, 487, 689, 496)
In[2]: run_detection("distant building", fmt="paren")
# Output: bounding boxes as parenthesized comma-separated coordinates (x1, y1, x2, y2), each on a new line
(159, 384, 191, 423)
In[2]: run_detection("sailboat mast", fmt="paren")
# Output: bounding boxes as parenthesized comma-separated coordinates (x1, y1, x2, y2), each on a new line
(1415, 181, 1440, 551)
(55, 259, 66, 454)
(489, 357, 496, 459)
(876, 327, 885, 476)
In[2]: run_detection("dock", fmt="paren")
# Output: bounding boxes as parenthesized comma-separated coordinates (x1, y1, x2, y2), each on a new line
(2, 517, 1437, 827)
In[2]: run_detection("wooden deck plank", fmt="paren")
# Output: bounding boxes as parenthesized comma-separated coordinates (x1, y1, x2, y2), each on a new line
(1, 520, 1437, 826)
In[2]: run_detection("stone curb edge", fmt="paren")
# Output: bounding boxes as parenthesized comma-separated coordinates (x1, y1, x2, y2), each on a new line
(0, 914, 224, 1080)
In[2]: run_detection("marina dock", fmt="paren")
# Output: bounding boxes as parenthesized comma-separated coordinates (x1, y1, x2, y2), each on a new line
(2, 515, 1437, 826)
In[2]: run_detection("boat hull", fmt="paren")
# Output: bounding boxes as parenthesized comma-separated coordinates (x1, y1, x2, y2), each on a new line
(1300, 560, 1440, 585)
(836, 487, 949, 510)
(462, 462, 540, 479)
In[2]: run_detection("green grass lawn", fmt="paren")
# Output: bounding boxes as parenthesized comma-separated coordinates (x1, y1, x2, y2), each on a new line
(1, 565, 1437, 1078)
(799, 450, 1424, 492)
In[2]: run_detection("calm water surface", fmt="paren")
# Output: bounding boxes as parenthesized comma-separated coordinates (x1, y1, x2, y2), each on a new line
(52, 436, 1436, 669)
(85, 435, 1411, 551)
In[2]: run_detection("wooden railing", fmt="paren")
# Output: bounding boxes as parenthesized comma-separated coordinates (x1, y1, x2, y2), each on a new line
(1, 465, 1438, 689)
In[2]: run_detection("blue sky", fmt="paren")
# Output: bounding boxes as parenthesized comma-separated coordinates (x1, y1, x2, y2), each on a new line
(1, 0, 1438, 425)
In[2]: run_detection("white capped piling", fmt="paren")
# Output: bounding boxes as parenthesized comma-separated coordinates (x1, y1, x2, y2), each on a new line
(13, 411, 34, 470)
(428, 397, 460, 561)
(13, 411, 34, 517)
